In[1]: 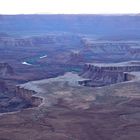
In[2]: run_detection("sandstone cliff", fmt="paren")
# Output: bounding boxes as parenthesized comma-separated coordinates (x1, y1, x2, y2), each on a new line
(81, 61, 140, 86)
(81, 38, 140, 61)
(15, 86, 43, 107)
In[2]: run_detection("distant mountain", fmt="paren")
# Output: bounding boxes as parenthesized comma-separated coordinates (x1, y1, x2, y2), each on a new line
(0, 14, 140, 40)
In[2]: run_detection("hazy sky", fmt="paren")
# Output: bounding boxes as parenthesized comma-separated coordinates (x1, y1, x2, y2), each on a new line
(0, 0, 140, 14)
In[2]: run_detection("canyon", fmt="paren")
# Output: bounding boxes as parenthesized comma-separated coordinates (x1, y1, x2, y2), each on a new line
(0, 14, 140, 140)
(0, 70, 139, 140)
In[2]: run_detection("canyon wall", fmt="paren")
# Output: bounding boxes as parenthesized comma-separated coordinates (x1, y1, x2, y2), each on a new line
(83, 63, 140, 73)
(15, 86, 43, 107)
(81, 38, 140, 61)
(124, 73, 136, 81)
(81, 62, 140, 86)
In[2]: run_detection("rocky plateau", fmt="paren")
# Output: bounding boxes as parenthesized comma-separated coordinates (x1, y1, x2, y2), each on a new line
(0, 14, 140, 140)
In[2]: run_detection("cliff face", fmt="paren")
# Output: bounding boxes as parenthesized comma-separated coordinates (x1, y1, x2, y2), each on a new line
(81, 38, 140, 61)
(81, 39, 129, 54)
(15, 86, 43, 107)
(0, 82, 34, 113)
(81, 62, 140, 86)
(81, 66, 125, 86)
(0, 36, 55, 47)
(0, 63, 14, 76)
(0, 34, 80, 48)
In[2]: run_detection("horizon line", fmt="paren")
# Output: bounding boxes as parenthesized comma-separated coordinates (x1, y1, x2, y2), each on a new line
(0, 13, 140, 16)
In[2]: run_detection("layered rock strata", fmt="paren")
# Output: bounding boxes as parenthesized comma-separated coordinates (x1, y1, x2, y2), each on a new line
(81, 61, 140, 86)
(15, 86, 43, 107)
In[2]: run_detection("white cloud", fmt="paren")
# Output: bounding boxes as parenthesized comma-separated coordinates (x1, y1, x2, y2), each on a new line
(0, 0, 139, 14)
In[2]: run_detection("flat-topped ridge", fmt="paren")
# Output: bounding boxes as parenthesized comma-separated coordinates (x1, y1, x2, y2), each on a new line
(81, 61, 140, 87)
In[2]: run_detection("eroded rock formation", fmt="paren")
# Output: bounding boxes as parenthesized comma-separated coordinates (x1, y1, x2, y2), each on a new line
(81, 61, 140, 86)
(81, 38, 140, 61)
(15, 86, 43, 107)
